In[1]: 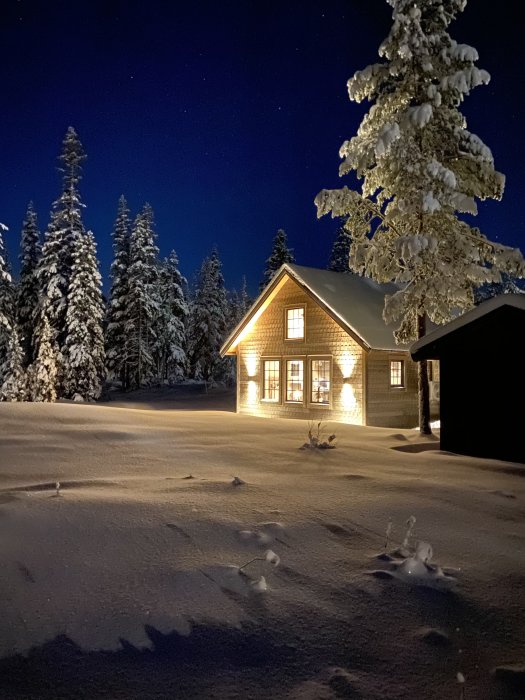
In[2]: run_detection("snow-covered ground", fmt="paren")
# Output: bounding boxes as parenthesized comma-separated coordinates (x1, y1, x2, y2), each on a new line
(1, 387, 524, 699)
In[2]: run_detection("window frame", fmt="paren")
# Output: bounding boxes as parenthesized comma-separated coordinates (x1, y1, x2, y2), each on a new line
(261, 357, 281, 403)
(284, 356, 306, 404)
(389, 358, 406, 389)
(308, 355, 332, 407)
(284, 305, 306, 342)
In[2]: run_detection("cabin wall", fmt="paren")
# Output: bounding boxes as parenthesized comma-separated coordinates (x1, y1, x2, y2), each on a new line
(365, 350, 421, 428)
(236, 277, 365, 425)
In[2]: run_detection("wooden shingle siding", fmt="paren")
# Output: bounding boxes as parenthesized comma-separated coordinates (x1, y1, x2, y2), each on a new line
(365, 350, 419, 427)
(237, 277, 365, 424)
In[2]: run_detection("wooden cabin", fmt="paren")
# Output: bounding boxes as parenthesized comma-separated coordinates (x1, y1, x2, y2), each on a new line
(221, 264, 438, 428)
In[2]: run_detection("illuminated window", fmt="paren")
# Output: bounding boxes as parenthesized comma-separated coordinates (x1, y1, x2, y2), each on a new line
(286, 307, 304, 340)
(262, 360, 280, 401)
(390, 360, 405, 388)
(286, 359, 304, 402)
(310, 359, 330, 404)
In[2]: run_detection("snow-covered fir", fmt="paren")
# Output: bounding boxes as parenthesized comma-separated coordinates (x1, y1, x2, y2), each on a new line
(315, 0, 525, 433)
(0, 223, 17, 380)
(187, 249, 229, 382)
(35, 127, 89, 392)
(153, 250, 188, 383)
(0, 223, 16, 332)
(106, 195, 132, 389)
(0, 325, 26, 401)
(27, 313, 58, 402)
(223, 276, 252, 385)
(17, 202, 42, 366)
(227, 275, 251, 331)
(260, 228, 295, 290)
(124, 203, 160, 389)
(63, 232, 106, 401)
(474, 272, 525, 304)
(328, 224, 353, 273)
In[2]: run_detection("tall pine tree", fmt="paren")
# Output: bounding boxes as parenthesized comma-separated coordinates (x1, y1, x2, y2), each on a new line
(35, 127, 89, 391)
(63, 232, 106, 400)
(0, 223, 16, 374)
(315, 0, 525, 433)
(261, 229, 294, 290)
(17, 202, 41, 365)
(187, 249, 228, 382)
(27, 313, 57, 402)
(153, 250, 188, 383)
(106, 195, 131, 388)
(0, 326, 26, 402)
(328, 224, 352, 272)
(125, 204, 159, 389)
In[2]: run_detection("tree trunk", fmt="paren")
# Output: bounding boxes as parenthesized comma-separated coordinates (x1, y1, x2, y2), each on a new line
(417, 313, 432, 435)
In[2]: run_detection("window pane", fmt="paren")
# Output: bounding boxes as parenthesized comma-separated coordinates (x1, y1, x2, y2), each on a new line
(390, 360, 404, 387)
(311, 359, 330, 404)
(286, 308, 304, 339)
(263, 360, 280, 401)
(286, 360, 304, 401)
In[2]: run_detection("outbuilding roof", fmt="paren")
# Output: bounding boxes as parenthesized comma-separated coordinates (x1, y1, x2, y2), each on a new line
(411, 293, 525, 360)
(221, 263, 404, 354)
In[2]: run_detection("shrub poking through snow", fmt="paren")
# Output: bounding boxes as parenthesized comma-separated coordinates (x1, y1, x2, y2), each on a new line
(384, 520, 393, 551)
(402, 515, 417, 549)
(238, 548, 281, 588)
(301, 421, 336, 450)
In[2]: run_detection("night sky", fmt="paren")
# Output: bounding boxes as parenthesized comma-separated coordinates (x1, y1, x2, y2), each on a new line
(1, 0, 523, 296)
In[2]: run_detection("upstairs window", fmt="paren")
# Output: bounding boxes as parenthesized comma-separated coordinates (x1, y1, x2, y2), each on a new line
(390, 360, 405, 388)
(286, 307, 304, 340)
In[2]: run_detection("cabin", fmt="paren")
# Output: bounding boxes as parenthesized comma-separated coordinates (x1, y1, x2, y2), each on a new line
(411, 293, 525, 464)
(221, 263, 439, 428)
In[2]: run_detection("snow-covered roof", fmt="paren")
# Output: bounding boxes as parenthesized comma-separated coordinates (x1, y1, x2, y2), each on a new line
(411, 293, 525, 360)
(221, 263, 404, 354)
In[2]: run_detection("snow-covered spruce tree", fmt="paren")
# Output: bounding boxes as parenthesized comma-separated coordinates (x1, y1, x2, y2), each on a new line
(105, 195, 132, 389)
(227, 275, 252, 330)
(187, 249, 228, 382)
(328, 224, 353, 272)
(223, 277, 251, 386)
(0, 325, 26, 401)
(315, 0, 525, 434)
(63, 231, 106, 401)
(27, 313, 57, 402)
(35, 127, 89, 392)
(17, 202, 41, 365)
(260, 228, 295, 290)
(0, 223, 17, 371)
(0, 224, 16, 327)
(125, 204, 159, 389)
(153, 250, 188, 383)
(474, 273, 525, 304)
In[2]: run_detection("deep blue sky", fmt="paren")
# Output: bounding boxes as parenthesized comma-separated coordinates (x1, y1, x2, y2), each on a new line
(1, 0, 523, 296)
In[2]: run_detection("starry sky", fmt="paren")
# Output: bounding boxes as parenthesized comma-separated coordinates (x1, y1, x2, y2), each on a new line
(1, 0, 523, 297)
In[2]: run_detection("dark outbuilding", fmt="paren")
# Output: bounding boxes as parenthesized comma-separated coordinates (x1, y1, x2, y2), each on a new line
(411, 294, 525, 464)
